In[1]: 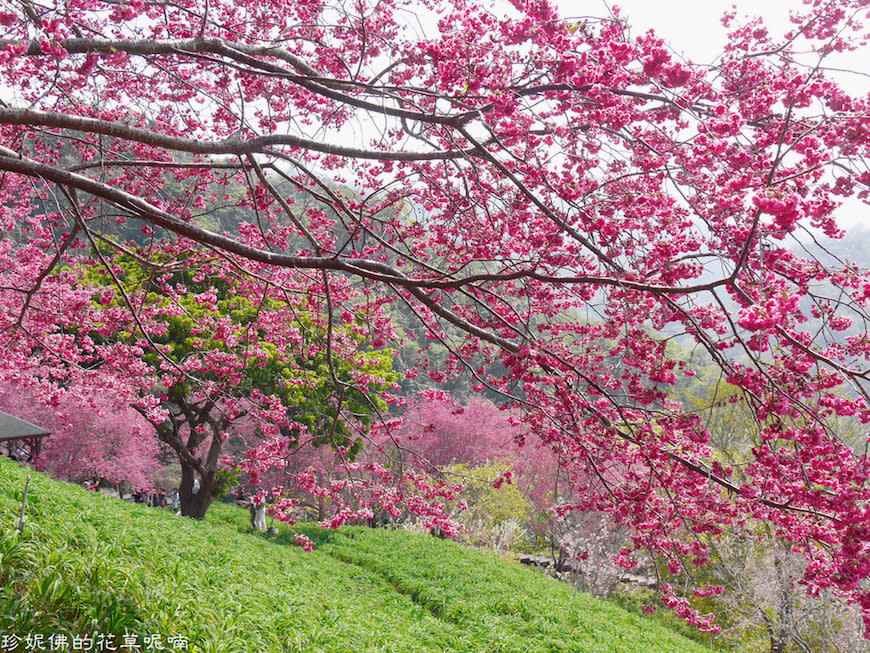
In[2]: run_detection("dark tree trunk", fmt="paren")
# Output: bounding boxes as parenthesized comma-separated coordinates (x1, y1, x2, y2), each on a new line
(179, 462, 217, 519)
(142, 398, 231, 520)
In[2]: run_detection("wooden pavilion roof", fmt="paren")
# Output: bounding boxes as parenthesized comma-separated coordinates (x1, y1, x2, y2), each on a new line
(0, 410, 50, 442)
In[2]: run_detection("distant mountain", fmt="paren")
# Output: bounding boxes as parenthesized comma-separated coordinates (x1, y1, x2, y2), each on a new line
(818, 223, 870, 268)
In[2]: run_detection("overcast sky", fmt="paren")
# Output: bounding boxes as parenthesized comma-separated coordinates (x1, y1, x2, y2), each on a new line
(559, 0, 795, 64)
(552, 0, 868, 95)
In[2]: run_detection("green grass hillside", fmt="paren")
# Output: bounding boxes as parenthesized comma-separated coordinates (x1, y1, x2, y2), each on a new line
(0, 458, 709, 652)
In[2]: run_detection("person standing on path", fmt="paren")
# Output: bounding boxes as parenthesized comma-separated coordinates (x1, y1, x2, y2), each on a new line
(252, 489, 267, 531)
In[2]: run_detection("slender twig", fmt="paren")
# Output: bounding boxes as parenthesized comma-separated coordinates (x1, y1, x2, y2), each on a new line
(18, 475, 31, 535)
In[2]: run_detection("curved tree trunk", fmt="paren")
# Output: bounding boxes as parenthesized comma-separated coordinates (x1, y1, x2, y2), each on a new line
(146, 400, 230, 520)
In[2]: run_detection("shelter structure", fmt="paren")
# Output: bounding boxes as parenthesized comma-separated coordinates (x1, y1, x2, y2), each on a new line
(0, 410, 50, 462)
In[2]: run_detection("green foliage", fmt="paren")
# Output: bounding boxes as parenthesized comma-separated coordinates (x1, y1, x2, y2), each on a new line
(0, 458, 712, 652)
(86, 246, 397, 448)
(212, 468, 241, 498)
(70, 245, 403, 519)
(440, 461, 532, 549)
(446, 461, 531, 527)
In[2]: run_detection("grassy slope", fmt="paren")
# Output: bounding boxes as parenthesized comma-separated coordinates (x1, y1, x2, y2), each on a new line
(0, 458, 708, 652)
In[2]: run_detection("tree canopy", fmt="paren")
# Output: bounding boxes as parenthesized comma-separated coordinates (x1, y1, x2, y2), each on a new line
(1, 0, 869, 633)
(75, 243, 399, 517)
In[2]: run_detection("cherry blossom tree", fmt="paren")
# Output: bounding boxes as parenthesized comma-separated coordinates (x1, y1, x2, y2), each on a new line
(376, 393, 561, 538)
(80, 243, 400, 518)
(1, 0, 870, 632)
(0, 381, 160, 491)
(388, 394, 526, 468)
(382, 393, 567, 531)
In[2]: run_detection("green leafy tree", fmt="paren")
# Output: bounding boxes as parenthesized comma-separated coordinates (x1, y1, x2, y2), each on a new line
(443, 460, 532, 550)
(83, 242, 398, 518)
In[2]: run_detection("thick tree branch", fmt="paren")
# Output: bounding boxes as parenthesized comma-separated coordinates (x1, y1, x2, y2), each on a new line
(0, 107, 476, 161)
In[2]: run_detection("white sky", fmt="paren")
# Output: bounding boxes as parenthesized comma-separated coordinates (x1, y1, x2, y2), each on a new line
(554, 0, 868, 94)
(575, 0, 787, 64)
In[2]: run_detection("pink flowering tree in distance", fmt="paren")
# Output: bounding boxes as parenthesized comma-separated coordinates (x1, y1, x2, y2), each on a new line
(385, 393, 562, 528)
(70, 242, 408, 519)
(1, 0, 869, 632)
(0, 380, 160, 490)
(389, 394, 526, 469)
